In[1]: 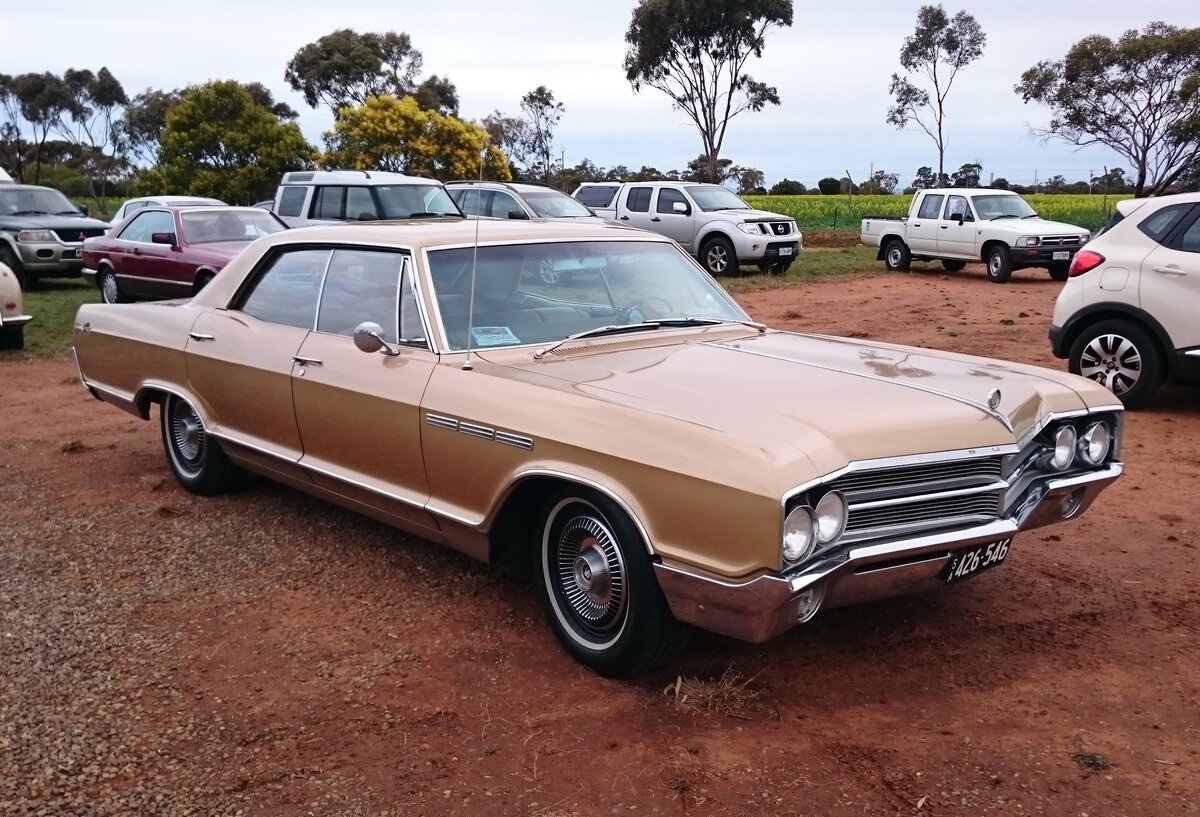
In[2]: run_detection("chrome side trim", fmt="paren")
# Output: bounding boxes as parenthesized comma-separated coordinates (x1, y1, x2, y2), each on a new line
(425, 413, 459, 431)
(495, 431, 534, 450)
(460, 421, 495, 440)
(1185, 349, 1200, 358)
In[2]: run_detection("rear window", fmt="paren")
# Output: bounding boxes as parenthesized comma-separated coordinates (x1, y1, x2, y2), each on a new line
(575, 185, 619, 208)
(1138, 204, 1192, 244)
(277, 186, 307, 218)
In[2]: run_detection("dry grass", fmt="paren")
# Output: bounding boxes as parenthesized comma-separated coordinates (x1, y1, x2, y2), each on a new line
(663, 665, 763, 718)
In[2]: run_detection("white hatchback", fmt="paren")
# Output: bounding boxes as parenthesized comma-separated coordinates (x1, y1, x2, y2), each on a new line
(1049, 192, 1200, 406)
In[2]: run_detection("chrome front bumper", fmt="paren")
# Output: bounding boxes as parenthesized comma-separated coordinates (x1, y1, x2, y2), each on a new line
(654, 463, 1123, 643)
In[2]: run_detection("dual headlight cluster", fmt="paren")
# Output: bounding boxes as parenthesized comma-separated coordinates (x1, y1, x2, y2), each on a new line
(1044, 419, 1112, 471)
(782, 490, 848, 564)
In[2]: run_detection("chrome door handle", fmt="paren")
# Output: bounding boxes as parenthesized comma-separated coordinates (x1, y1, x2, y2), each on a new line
(1153, 265, 1187, 276)
(131, 247, 141, 255)
(188, 332, 214, 341)
(293, 355, 323, 366)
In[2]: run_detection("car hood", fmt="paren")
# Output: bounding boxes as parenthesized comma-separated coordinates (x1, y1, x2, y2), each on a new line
(713, 208, 794, 224)
(489, 329, 1105, 480)
(984, 217, 1086, 234)
(0, 214, 111, 231)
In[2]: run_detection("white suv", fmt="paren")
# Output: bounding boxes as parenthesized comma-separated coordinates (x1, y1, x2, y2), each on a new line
(1049, 192, 1200, 407)
(271, 169, 462, 227)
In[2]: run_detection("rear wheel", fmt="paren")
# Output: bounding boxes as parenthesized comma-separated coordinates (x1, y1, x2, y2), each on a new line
(98, 268, 125, 304)
(160, 394, 243, 494)
(985, 245, 1013, 283)
(1049, 262, 1070, 281)
(193, 271, 215, 295)
(883, 239, 911, 271)
(0, 325, 23, 351)
(701, 236, 736, 276)
(941, 259, 966, 272)
(1068, 319, 1164, 408)
(0, 246, 29, 290)
(535, 488, 690, 677)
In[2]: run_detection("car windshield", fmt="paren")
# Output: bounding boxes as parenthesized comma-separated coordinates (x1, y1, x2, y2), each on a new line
(427, 239, 749, 351)
(688, 185, 751, 212)
(0, 187, 78, 216)
(522, 191, 595, 218)
(376, 185, 462, 219)
(181, 209, 287, 243)
(972, 195, 1038, 220)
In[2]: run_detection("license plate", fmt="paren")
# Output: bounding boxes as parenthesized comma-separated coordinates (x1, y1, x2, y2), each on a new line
(779, 247, 793, 256)
(1052, 251, 1069, 261)
(944, 538, 1011, 585)
(72, 247, 83, 258)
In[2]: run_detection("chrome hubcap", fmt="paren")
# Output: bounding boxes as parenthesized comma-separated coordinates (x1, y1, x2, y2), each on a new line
(101, 274, 118, 303)
(170, 401, 205, 463)
(556, 514, 625, 630)
(1080, 334, 1141, 395)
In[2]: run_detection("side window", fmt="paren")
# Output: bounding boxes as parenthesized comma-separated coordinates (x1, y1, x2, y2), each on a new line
(117, 210, 173, 243)
(626, 187, 652, 212)
(1139, 204, 1192, 244)
(316, 249, 402, 340)
(346, 186, 376, 221)
(943, 195, 970, 220)
(490, 192, 524, 219)
(917, 194, 944, 220)
(398, 257, 425, 345)
(277, 186, 307, 218)
(575, 185, 619, 208)
(312, 186, 345, 220)
(1176, 211, 1200, 253)
(657, 188, 688, 214)
(126, 200, 150, 216)
(454, 188, 481, 217)
(239, 248, 330, 330)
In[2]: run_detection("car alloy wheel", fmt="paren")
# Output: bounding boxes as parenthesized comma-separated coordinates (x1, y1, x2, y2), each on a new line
(1069, 319, 1164, 408)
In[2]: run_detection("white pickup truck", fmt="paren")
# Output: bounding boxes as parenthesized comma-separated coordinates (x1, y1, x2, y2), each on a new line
(573, 181, 801, 275)
(860, 188, 1091, 283)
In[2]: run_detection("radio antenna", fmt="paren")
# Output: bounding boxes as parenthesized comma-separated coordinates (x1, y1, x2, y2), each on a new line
(463, 143, 488, 371)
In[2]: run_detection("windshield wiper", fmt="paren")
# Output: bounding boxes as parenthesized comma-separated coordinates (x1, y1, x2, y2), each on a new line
(11, 209, 49, 216)
(533, 317, 766, 359)
(989, 214, 1018, 220)
(1021, 214, 1042, 219)
(54, 210, 82, 215)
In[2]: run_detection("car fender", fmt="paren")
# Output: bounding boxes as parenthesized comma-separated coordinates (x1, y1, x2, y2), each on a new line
(1054, 300, 1175, 367)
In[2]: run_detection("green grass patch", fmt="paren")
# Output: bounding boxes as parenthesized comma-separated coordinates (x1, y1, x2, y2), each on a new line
(1, 279, 97, 360)
(722, 244, 880, 294)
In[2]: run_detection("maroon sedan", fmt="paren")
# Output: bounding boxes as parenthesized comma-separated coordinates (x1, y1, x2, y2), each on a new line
(83, 206, 288, 303)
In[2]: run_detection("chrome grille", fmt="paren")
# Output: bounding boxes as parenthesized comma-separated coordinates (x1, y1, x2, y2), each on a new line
(828, 456, 1005, 541)
(1040, 235, 1082, 247)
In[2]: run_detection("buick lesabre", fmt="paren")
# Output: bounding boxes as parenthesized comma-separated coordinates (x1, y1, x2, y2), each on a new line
(73, 220, 1123, 676)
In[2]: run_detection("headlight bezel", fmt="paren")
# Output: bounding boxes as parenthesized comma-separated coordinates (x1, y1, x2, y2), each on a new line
(1078, 421, 1111, 465)
(782, 505, 817, 564)
(17, 229, 57, 243)
(736, 222, 762, 236)
(814, 490, 848, 546)
(1050, 425, 1078, 470)
(1016, 235, 1041, 247)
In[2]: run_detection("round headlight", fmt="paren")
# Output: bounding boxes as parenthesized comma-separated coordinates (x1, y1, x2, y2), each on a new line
(782, 506, 816, 563)
(1051, 425, 1077, 470)
(814, 491, 848, 545)
(1078, 421, 1110, 465)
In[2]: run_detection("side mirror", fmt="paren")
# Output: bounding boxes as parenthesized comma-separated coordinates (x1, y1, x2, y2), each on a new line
(353, 321, 400, 356)
(949, 213, 964, 225)
(507, 210, 529, 220)
(79, 204, 89, 217)
(151, 232, 177, 246)
(672, 201, 690, 215)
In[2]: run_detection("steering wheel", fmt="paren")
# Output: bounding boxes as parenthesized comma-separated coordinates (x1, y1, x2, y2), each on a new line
(620, 297, 674, 324)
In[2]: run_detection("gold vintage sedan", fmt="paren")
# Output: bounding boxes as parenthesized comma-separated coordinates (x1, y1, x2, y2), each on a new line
(73, 220, 1123, 676)
(1, 260, 32, 350)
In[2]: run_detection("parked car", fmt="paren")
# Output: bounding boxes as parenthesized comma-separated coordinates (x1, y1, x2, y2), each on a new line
(0, 182, 111, 289)
(82, 206, 288, 303)
(0, 259, 32, 350)
(861, 189, 1092, 282)
(1049, 191, 1200, 407)
(73, 220, 1123, 677)
(573, 181, 801, 275)
(446, 180, 604, 222)
(107, 196, 226, 227)
(271, 169, 462, 227)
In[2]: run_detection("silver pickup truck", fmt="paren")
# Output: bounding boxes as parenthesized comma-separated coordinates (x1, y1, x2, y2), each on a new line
(574, 181, 801, 276)
(861, 188, 1091, 283)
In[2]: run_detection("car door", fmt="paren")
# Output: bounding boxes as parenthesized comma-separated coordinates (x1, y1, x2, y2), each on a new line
(618, 186, 654, 230)
(1138, 205, 1200, 354)
(488, 190, 528, 220)
(184, 247, 327, 473)
(652, 187, 695, 247)
(290, 248, 439, 534)
(115, 209, 177, 299)
(937, 194, 976, 259)
(907, 193, 944, 254)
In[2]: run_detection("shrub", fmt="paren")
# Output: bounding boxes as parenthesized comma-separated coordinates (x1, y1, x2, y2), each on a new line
(817, 177, 841, 195)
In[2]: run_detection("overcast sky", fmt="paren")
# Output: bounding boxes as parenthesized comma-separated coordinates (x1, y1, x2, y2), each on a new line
(6, 1, 1198, 188)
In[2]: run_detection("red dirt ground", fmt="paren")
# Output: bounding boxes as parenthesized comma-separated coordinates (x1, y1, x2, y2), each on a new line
(3, 261, 1197, 816)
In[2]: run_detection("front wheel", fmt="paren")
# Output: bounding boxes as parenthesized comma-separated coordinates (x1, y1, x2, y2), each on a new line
(1048, 262, 1070, 281)
(985, 246, 1013, 283)
(536, 489, 690, 677)
(1068, 319, 1164, 408)
(160, 393, 243, 494)
(701, 236, 736, 276)
(883, 239, 911, 272)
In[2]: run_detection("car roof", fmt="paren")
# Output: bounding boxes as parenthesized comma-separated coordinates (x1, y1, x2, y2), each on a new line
(256, 217, 644, 249)
(279, 169, 443, 187)
(128, 195, 225, 204)
(445, 181, 568, 194)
